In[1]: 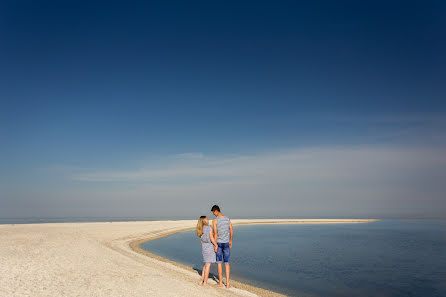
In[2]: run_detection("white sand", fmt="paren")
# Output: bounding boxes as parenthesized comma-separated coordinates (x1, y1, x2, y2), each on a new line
(0, 219, 377, 297)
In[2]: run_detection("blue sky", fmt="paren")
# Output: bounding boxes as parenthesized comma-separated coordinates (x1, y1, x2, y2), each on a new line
(1, 0, 445, 219)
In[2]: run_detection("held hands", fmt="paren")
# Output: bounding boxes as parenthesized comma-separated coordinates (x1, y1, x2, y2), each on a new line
(229, 241, 232, 248)
(214, 244, 218, 252)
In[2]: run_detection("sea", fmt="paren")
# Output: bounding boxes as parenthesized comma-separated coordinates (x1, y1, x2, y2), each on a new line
(141, 220, 446, 297)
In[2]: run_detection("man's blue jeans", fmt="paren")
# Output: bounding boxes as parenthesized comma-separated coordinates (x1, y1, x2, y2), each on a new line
(216, 242, 230, 263)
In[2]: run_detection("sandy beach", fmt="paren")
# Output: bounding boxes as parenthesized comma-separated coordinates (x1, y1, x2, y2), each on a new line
(0, 219, 378, 297)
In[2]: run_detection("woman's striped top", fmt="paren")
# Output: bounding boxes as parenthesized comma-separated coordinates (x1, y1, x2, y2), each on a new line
(201, 225, 212, 243)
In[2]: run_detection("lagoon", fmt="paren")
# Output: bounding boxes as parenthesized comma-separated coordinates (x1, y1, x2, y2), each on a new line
(141, 220, 446, 297)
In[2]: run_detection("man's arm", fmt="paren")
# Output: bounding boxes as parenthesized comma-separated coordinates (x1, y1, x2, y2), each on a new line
(229, 220, 234, 248)
(213, 219, 218, 242)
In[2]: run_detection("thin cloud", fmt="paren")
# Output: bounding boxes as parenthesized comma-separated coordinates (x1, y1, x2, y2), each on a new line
(175, 152, 205, 159)
(3, 145, 446, 218)
(73, 146, 446, 186)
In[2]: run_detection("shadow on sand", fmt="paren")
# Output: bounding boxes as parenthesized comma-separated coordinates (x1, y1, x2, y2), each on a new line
(193, 266, 220, 284)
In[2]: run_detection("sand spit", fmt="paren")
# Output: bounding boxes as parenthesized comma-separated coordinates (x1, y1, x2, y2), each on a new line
(0, 219, 378, 297)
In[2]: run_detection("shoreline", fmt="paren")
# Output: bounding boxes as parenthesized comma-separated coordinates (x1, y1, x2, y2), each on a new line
(129, 219, 379, 297)
(0, 218, 378, 297)
(0, 218, 381, 226)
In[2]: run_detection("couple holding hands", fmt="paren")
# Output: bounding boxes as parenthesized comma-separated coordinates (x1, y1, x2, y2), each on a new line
(196, 205, 234, 288)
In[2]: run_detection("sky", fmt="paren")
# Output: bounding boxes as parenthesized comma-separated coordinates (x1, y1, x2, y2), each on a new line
(1, 0, 445, 219)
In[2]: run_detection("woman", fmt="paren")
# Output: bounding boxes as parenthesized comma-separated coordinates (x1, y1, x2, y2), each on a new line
(196, 215, 218, 286)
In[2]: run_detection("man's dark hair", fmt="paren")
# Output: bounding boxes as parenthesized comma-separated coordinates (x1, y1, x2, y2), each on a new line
(211, 205, 220, 212)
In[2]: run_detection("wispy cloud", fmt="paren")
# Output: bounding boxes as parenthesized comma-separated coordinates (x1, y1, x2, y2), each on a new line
(3, 144, 446, 218)
(62, 145, 446, 217)
(73, 146, 446, 185)
(175, 152, 205, 159)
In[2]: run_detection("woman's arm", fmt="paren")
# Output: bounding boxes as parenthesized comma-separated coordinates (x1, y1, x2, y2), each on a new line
(209, 228, 218, 252)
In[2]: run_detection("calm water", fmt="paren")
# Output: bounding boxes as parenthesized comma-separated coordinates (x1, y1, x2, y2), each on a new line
(141, 220, 446, 297)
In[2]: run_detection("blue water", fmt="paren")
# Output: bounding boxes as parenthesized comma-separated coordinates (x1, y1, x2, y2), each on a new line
(141, 220, 446, 297)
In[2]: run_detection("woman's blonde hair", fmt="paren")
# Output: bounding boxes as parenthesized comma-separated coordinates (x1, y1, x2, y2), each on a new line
(196, 216, 208, 237)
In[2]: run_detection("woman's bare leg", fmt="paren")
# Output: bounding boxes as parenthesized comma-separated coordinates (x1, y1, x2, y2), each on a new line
(203, 263, 211, 286)
(198, 265, 205, 285)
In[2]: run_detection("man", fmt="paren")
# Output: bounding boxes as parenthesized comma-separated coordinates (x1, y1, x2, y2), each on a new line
(211, 204, 234, 288)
